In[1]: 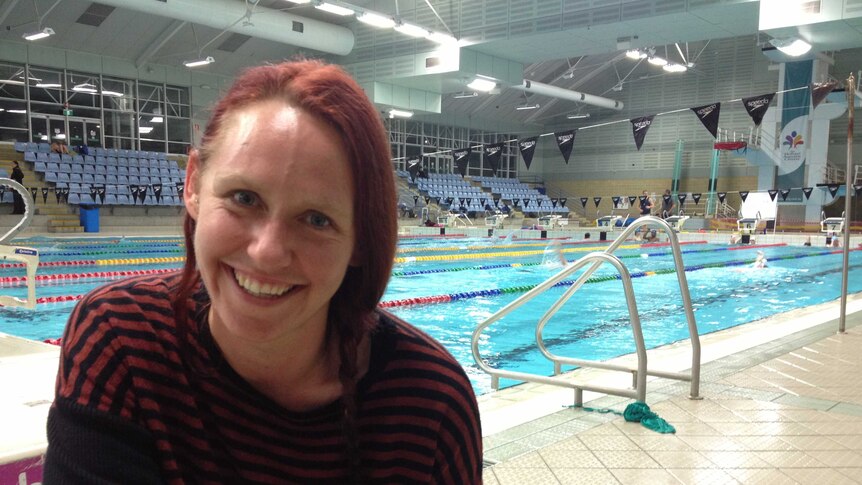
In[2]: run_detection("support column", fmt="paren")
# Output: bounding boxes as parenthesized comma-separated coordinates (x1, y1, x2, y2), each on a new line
(706, 148, 720, 216)
(672, 139, 684, 196)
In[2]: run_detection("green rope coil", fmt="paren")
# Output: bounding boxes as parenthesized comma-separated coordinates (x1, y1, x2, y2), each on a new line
(566, 401, 676, 434)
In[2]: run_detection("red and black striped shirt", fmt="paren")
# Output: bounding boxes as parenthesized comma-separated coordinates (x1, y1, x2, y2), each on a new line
(45, 273, 483, 484)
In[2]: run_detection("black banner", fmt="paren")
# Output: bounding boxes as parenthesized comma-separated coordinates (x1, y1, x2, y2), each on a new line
(780, 188, 791, 201)
(98, 185, 106, 204)
(424, 196, 430, 204)
(718, 192, 727, 204)
(89, 185, 98, 203)
(810, 81, 838, 109)
(30, 187, 37, 202)
(612, 196, 621, 208)
(767, 189, 778, 201)
(579, 197, 588, 208)
(140, 185, 148, 204)
(413, 195, 419, 206)
(513, 198, 520, 207)
(41, 187, 49, 203)
(466, 198, 473, 206)
(691, 102, 720, 138)
(560, 197, 567, 208)
(61, 187, 69, 203)
(630, 115, 655, 151)
(741, 93, 775, 126)
(176, 182, 184, 199)
(827, 184, 840, 198)
(452, 147, 471, 177)
(153, 183, 163, 203)
(593, 196, 601, 208)
(677, 193, 687, 205)
(854, 184, 862, 197)
(692, 193, 701, 205)
(518, 136, 538, 170)
(130, 184, 139, 204)
(484, 142, 504, 175)
(554, 130, 576, 164)
(802, 187, 813, 199)
(493, 196, 500, 206)
(628, 195, 637, 206)
(406, 157, 423, 182)
(458, 198, 465, 207)
(739, 190, 749, 202)
(551, 198, 558, 207)
(522, 199, 530, 208)
(54, 187, 62, 203)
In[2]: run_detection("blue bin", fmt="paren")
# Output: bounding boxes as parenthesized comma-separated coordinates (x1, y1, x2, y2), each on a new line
(79, 205, 100, 232)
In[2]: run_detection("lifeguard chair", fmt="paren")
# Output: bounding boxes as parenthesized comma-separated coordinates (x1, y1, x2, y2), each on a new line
(736, 211, 761, 244)
(538, 215, 568, 230)
(0, 178, 39, 309)
(485, 213, 508, 229)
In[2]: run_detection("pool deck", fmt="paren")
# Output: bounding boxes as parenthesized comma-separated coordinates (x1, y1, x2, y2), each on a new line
(1, 230, 861, 484)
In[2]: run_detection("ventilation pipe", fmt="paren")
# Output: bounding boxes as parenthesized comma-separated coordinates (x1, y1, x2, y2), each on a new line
(513, 80, 624, 110)
(96, 0, 354, 56)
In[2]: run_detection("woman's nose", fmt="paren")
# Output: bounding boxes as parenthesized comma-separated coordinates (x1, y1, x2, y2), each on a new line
(248, 219, 293, 266)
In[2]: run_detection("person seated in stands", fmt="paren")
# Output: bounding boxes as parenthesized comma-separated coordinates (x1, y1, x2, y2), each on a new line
(50, 142, 70, 154)
(753, 251, 768, 269)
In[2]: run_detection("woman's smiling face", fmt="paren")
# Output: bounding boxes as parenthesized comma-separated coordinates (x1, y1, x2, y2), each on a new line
(185, 100, 356, 344)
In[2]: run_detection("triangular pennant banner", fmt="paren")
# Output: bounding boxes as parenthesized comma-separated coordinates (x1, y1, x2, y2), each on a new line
(628, 195, 637, 206)
(810, 81, 838, 109)
(493, 196, 500, 206)
(692, 193, 701, 205)
(579, 197, 588, 208)
(466, 198, 473, 206)
(663, 194, 672, 204)
(452, 147, 471, 177)
(89, 186, 98, 203)
(767, 189, 778, 201)
(458, 198, 465, 206)
(677, 193, 687, 204)
(523, 199, 530, 207)
(780, 188, 791, 201)
(593, 196, 601, 208)
(559, 197, 567, 207)
(630, 115, 655, 150)
(691, 102, 721, 138)
(612, 196, 621, 208)
(406, 157, 423, 182)
(130, 184, 139, 204)
(802, 187, 813, 199)
(827, 184, 840, 198)
(176, 182, 184, 199)
(484, 142, 504, 176)
(739, 190, 749, 202)
(551, 198, 559, 207)
(98, 185, 106, 204)
(152, 183, 162, 203)
(61, 187, 69, 203)
(413, 195, 419, 206)
(513, 198, 520, 207)
(41, 187, 49, 203)
(854, 184, 862, 197)
(424, 196, 430, 204)
(139, 185, 148, 204)
(718, 192, 727, 204)
(54, 187, 62, 203)
(29, 187, 37, 201)
(518, 136, 538, 170)
(555, 130, 576, 164)
(741, 93, 775, 126)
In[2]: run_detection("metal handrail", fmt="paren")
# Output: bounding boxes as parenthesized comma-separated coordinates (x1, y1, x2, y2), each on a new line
(471, 252, 648, 405)
(471, 216, 702, 404)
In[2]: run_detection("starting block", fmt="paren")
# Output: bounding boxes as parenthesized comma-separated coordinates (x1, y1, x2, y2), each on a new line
(821, 217, 844, 235)
(597, 215, 622, 230)
(666, 215, 690, 232)
(438, 212, 472, 228)
(538, 215, 568, 229)
(737, 217, 760, 235)
(485, 213, 508, 229)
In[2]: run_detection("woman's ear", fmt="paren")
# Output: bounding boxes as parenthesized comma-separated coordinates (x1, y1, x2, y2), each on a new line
(184, 150, 201, 220)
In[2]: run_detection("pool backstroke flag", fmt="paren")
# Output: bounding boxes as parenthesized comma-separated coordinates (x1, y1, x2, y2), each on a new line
(628, 195, 637, 206)
(41, 187, 49, 203)
(690, 102, 720, 138)
(768, 189, 778, 201)
(452, 147, 471, 177)
(406, 157, 423, 181)
(692, 193, 701, 205)
(677, 193, 687, 204)
(153, 183, 162, 203)
(176, 182, 184, 199)
(612, 196, 621, 208)
(560, 197, 567, 207)
(810, 80, 838, 109)
(739, 191, 749, 202)
(855, 184, 862, 197)
(30, 187, 37, 202)
(580, 197, 588, 208)
(593, 197, 601, 207)
(630, 115, 655, 151)
(828, 184, 840, 198)
(780, 188, 791, 201)
(130, 184, 139, 204)
(802, 187, 813, 199)
(484, 142, 504, 176)
(518, 136, 538, 170)
(741, 93, 775, 126)
(718, 192, 727, 204)
(554, 130, 576, 164)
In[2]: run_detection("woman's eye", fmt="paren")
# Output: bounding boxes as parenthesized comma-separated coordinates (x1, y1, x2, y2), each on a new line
(232, 191, 257, 206)
(307, 212, 331, 228)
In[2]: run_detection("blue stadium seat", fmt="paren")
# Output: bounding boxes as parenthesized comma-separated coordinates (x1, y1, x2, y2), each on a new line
(34, 161, 47, 172)
(72, 155, 84, 164)
(59, 163, 72, 173)
(104, 194, 118, 205)
(49, 153, 61, 163)
(14, 142, 26, 152)
(37, 143, 51, 153)
(106, 166, 118, 176)
(58, 173, 70, 184)
(37, 152, 49, 162)
(85, 155, 96, 164)
(46, 162, 60, 173)
(95, 165, 107, 175)
(129, 167, 140, 177)
(72, 164, 84, 174)
(94, 174, 106, 185)
(67, 193, 80, 205)
(118, 166, 129, 176)
(70, 173, 83, 184)
(82, 173, 95, 184)
(44, 172, 58, 183)
(61, 154, 73, 163)
(24, 151, 37, 162)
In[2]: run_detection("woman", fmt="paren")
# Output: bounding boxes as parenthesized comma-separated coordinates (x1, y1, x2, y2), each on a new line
(45, 60, 483, 484)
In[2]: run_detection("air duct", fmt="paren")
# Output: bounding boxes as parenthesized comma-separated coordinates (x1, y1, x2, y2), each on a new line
(513, 80, 624, 111)
(97, 0, 354, 56)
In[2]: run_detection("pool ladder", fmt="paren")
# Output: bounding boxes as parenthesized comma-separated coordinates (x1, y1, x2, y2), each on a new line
(471, 216, 701, 405)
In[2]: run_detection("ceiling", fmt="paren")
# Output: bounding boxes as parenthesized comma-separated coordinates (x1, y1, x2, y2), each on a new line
(3, 0, 862, 130)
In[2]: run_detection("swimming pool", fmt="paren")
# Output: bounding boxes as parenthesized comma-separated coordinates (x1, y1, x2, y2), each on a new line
(1, 235, 860, 395)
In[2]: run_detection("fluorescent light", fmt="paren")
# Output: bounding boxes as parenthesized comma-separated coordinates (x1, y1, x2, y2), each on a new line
(388, 109, 413, 118)
(453, 91, 478, 99)
(394, 21, 428, 37)
(467, 78, 496, 92)
(626, 49, 646, 59)
(357, 11, 395, 28)
(150, 116, 164, 123)
(515, 103, 540, 111)
(139, 126, 154, 134)
(54, 134, 66, 140)
(23, 27, 54, 41)
(101, 90, 124, 97)
(73, 83, 98, 93)
(35, 83, 61, 88)
(770, 37, 812, 57)
(426, 31, 457, 44)
(648, 56, 667, 66)
(40, 135, 48, 141)
(8, 109, 27, 114)
(662, 63, 687, 73)
(566, 113, 590, 119)
(183, 56, 215, 68)
(314, 2, 354, 16)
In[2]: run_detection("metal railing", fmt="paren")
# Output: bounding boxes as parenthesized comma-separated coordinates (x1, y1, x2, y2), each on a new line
(471, 216, 702, 405)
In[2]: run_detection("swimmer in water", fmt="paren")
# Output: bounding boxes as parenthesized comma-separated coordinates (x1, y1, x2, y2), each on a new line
(752, 250, 768, 269)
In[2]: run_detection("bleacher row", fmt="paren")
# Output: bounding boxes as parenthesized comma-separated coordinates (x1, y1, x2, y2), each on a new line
(15, 141, 169, 161)
(15, 143, 184, 206)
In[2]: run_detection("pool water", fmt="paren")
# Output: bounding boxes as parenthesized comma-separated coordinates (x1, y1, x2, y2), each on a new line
(1, 236, 859, 395)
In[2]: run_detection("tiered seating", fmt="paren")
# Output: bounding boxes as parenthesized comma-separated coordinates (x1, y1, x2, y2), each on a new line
(19, 145, 185, 207)
(473, 176, 568, 215)
(415, 173, 492, 213)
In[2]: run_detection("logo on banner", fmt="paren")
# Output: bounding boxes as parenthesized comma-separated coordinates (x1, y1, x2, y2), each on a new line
(612, 196, 621, 208)
(739, 191, 749, 202)
(452, 147, 471, 177)
(827, 184, 840, 198)
(854, 184, 862, 197)
(718, 192, 727, 204)
(677, 193, 687, 204)
(555, 130, 576, 164)
(628, 195, 637, 206)
(778, 116, 807, 175)
(483, 142, 504, 175)
(41, 187, 49, 203)
(559, 198, 567, 207)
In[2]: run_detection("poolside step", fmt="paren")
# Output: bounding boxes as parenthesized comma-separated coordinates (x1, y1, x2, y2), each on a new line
(47, 225, 84, 233)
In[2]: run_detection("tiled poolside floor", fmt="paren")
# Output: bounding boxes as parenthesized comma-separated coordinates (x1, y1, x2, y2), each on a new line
(479, 299, 862, 484)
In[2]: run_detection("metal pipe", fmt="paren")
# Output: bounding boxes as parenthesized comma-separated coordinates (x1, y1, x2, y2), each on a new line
(513, 80, 624, 111)
(840, 73, 855, 333)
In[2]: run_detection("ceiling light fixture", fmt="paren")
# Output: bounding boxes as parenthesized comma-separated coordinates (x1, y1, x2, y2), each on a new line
(314, 2, 354, 16)
(388, 109, 414, 118)
(72, 83, 98, 93)
(8, 109, 28, 114)
(662, 63, 688, 73)
(283, 0, 312, 3)
(467, 78, 497, 92)
(625, 49, 646, 60)
(101, 90, 124, 97)
(151, 116, 164, 123)
(515, 103, 540, 111)
(566, 113, 590, 119)
(647, 56, 667, 66)
(453, 91, 478, 99)
(183, 56, 215, 68)
(0, 79, 25, 86)
(357, 11, 395, 28)
(394, 21, 428, 37)
(139, 126, 154, 134)
(769, 37, 812, 57)
(23, 27, 54, 41)
(426, 31, 457, 44)
(35, 83, 61, 88)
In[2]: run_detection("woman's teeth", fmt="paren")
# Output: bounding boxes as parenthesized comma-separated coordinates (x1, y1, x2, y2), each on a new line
(234, 271, 292, 298)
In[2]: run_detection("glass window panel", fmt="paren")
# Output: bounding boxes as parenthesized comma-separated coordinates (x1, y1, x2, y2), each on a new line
(101, 77, 134, 110)
(140, 139, 165, 152)
(139, 114, 165, 141)
(0, 63, 27, 99)
(166, 85, 189, 105)
(105, 136, 133, 150)
(0, 127, 28, 142)
(104, 110, 133, 137)
(66, 72, 100, 108)
(28, 66, 64, 104)
(168, 142, 189, 155)
(166, 117, 188, 143)
(29, 102, 64, 115)
(0, 99, 28, 129)
(138, 83, 163, 116)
